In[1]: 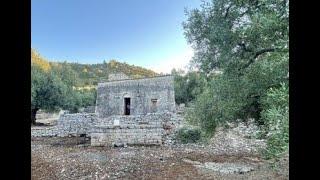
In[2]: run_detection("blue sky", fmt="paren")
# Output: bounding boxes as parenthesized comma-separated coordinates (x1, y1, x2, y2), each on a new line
(31, 0, 202, 73)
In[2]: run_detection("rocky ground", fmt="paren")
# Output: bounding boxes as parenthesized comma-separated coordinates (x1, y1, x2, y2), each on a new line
(31, 136, 288, 180)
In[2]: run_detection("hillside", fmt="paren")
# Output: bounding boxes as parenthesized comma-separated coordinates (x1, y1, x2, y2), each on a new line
(31, 49, 51, 72)
(64, 60, 159, 86)
(31, 49, 159, 86)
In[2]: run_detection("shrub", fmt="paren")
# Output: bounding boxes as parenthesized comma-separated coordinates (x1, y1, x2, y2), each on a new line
(260, 83, 289, 159)
(176, 127, 201, 144)
(185, 74, 250, 135)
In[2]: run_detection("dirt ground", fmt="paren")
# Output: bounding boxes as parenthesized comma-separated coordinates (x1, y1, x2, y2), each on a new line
(31, 137, 288, 180)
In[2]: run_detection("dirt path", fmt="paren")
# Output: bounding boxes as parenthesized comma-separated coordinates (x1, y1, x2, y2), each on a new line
(31, 137, 288, 180)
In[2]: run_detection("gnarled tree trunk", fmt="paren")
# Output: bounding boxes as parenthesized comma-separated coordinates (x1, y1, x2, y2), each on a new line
(31, 108, 39, 125)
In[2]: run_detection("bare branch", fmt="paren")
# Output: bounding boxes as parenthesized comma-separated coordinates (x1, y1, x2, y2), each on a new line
(224, 4, 232, 18)
(253, 48, 275, 59)
(239, 48, 276, 71)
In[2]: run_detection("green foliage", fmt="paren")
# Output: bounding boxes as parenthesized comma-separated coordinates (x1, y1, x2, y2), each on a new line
(183, 0, 288, 74)
(176, 127, 202, 144)
(64, 60, 158, 86)
(60, 89, 82, 113)
(31, 64, 68, 112)
(51, 62, 79, 86)
(186, 73, 250, 134)
(183, 0, 288, 131)
(183, 1, 289, 160)
(31, 53, 98, 115)
(172, 69, 207, 105)
(260, 83, 289, 159)
(78, 89, 97, 108)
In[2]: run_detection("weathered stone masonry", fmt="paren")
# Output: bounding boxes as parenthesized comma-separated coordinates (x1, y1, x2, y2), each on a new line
(56, 113, 97, 137)
(92, 112, 183, 146)
(95, 75, 176, 117)
(91, 75, 177, 146)
(31, 113, 97, 137)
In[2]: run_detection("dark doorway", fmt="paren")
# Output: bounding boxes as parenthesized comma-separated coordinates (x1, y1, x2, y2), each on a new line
(124, 98, 130, 115)
(151, 99, 158, 113)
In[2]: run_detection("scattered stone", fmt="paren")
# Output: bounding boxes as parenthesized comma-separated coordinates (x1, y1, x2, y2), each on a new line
(196, 162, 254, 174)
(209, 119, 266, 155)
(182, 158, 202, 165)
(114, 142, 125, 148)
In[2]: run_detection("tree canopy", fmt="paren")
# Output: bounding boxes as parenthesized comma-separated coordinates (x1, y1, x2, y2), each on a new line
(182, 0, 288, 159)
(183, 0, 288, 74)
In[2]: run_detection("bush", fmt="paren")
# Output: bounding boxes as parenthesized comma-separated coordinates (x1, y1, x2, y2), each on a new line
(185, 74, 250, 135)
(260, 83, 289, 159)
(176, 127, 201, 143)
(172, 70, 207, 105)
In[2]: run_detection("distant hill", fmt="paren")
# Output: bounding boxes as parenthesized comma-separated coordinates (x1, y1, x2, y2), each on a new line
(31, 48, 159, 86)
(65, 60, 159, 86)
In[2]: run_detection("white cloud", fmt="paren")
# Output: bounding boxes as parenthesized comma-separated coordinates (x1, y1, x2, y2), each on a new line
(147, 46, 194, 74)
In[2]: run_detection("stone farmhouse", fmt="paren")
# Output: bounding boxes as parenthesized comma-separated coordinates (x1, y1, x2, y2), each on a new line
(32, 73, 183, 146)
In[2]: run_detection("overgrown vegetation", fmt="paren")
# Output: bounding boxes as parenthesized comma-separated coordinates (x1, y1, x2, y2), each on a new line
(172, 69, 206, 105)
(260, 83, 289, 159)
(178, 0, 289, 159)
(176, 127, 202, 144)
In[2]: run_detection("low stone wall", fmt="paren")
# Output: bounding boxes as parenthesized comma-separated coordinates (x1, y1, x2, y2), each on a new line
(91, 112, 182, 146)
(31, 112, 184, 146)
(31, 126, 58, 137)
(35, 109, 65, 125)
(31, 113, 98, 137)
(56, 113, 97, 137)
(91, 125, 164, 146)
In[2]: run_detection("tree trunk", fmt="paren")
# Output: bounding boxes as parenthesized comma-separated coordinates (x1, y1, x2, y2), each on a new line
(31, 108, 39, 125)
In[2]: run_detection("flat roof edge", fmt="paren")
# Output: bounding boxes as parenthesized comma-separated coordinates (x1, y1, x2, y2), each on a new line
(98, 74, 173, 85)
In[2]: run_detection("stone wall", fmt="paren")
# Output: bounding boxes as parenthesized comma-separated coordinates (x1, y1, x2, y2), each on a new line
(91, 112, 182, 146)
(95, 75, 175, 117)
(31, 113, 98, 137)
(91, 126, 164, 146)
(31, 126, 58, 137)
(31, 110, 184, 147)
(56, 113, 97, 137)
(35, 109, 65, 125)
